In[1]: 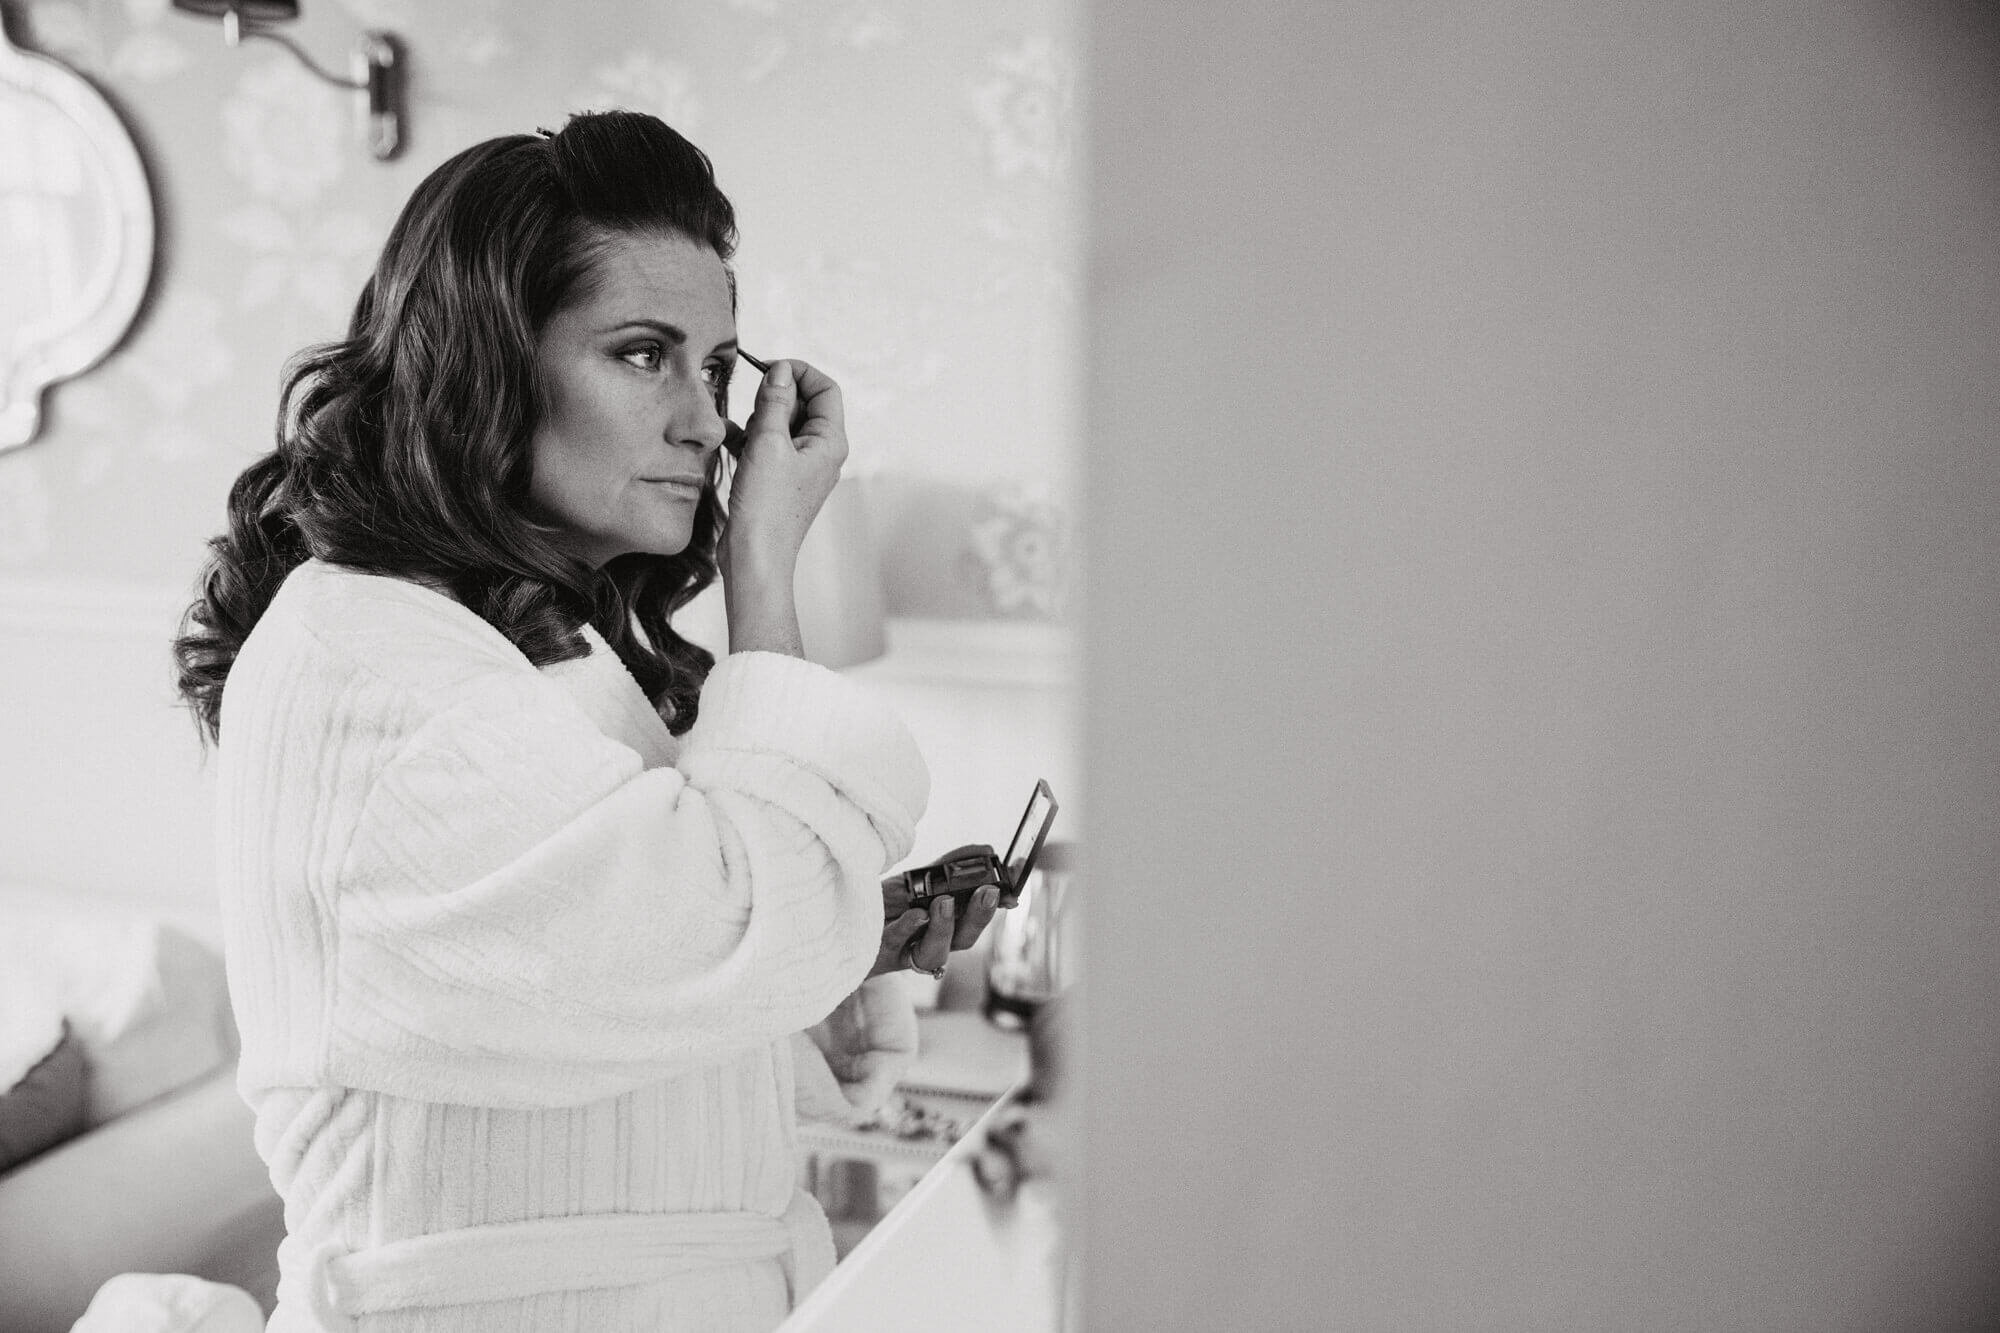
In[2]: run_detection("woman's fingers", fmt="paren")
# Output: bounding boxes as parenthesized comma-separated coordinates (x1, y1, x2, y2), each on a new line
(787, 361, 844, 442)
(739, 360, 845, 459)
(953, 884, 999, 950)
(742, 359, 799, 447)
(890, 908, 928, 952)
(872, 880, 1003, 976)
(909, 896, 955, 974)
(741, 360, 844, 454)
(869, 909, 929, 979)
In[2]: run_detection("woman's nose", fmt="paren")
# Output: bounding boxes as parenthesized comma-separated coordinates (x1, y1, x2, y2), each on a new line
(670, 382, 728, 454)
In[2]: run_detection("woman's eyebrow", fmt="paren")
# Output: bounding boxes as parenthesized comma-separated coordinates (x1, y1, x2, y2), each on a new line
(599, 319, 686, 343)
(599, 319, 738, 354)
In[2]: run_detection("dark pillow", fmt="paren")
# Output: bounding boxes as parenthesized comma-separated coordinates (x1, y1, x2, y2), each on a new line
(0, 1020, 89, 1174)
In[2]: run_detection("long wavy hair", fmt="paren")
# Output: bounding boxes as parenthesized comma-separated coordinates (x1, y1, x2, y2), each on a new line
(174, 111, 739, 742)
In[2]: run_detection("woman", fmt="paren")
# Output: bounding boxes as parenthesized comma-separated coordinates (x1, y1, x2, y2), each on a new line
(173, 110, 995, 1331)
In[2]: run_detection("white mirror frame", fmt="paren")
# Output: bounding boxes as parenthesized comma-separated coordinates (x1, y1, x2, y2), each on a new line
(1, 19, 155, 452)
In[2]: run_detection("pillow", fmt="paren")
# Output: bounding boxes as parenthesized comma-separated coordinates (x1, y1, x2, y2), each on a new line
(0, 903, 237, 1127)
(0, 1018, 89, 1172)
(72, 1273, 265, 1333)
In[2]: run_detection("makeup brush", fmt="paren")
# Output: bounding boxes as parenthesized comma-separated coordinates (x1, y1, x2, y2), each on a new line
(723, 351, 769, 457)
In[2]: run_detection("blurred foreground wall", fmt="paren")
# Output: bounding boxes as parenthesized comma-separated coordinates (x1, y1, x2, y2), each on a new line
(1082, 2, 2000, 1327)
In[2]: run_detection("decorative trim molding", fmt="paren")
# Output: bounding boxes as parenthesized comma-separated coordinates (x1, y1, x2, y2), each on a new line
(870, 617, 1076, 690)
(0, 574, 1076, 688)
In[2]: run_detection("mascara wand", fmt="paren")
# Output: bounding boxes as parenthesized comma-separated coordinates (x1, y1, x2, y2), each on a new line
(722, 350, 773, 458)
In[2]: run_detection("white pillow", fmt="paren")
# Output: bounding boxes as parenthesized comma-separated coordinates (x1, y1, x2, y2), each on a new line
(72, 1273, 265, 1333)
(0, 902, 236, 1127)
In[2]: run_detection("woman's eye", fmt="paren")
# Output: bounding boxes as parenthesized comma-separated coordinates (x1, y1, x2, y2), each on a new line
(620, 343, 664, 371)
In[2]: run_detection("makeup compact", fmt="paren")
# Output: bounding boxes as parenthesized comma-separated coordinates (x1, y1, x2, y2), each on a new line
(895, 779, 1060, 913)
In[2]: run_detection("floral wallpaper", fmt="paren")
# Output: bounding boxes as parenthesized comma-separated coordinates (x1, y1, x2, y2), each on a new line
(0, 0, 1078, 621)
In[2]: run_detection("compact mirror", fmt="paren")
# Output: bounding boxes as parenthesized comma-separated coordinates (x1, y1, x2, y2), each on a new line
(1001, 778, 1059, 897)
(0, 15, 155, 451)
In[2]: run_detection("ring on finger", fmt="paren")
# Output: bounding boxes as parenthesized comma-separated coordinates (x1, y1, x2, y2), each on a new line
(902, 936, 946, 981)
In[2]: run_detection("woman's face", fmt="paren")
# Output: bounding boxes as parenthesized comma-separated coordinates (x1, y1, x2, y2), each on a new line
(528, 229, 736, 566)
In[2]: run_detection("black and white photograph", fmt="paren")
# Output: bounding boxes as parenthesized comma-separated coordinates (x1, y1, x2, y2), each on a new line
(1, 1, 1996, 1330)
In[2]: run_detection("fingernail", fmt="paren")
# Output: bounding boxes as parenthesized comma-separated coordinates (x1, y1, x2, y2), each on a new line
(769, 359, 793, 388)
(940, 897, 955, 918)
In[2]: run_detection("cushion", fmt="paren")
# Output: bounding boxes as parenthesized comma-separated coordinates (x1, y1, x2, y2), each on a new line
(0, 902, 237, 1128)
(0, 1019, 88, 1172)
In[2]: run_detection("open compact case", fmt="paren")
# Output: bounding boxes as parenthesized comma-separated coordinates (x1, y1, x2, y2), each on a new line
(897, 779, 1059, 912)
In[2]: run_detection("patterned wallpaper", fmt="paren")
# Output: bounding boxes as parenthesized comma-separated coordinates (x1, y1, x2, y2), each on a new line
(0, 0, 1078, 621)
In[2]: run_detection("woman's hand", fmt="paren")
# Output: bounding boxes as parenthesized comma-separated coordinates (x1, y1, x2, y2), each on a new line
(869, 881, 1002, 979)
(731, 358, 846, 556)
(718, 360, 847, 660)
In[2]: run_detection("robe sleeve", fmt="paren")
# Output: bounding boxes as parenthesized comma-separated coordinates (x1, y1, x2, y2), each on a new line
(331, 651, 924, 1106)
(219, 571, 927, 1108)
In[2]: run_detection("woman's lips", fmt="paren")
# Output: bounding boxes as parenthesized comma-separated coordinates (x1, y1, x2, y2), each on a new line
(642, 477, 704, 496)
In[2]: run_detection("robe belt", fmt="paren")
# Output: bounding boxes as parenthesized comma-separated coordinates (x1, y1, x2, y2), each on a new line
(286, 1186, 836, 1328)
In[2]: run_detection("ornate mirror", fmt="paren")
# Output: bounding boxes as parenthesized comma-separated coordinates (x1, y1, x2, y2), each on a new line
(0, 13, 155, 452)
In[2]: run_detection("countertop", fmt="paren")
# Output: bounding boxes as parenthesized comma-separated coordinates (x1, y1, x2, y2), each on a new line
(783, 1008, 1069, 1332)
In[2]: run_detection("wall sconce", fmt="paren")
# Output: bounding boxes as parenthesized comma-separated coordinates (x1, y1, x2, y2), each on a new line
(170, 0, 404, 161)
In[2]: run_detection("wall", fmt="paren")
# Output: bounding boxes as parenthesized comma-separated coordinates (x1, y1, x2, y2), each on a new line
(0, 0, 1079, 907)
(1084, 2, 2000, 1329)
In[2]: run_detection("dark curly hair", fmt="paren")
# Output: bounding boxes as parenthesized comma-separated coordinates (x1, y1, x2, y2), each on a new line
(173, 110, 739, 743)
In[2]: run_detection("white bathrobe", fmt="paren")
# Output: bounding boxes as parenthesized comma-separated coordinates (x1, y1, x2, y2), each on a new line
(215, 561, 929, 1332)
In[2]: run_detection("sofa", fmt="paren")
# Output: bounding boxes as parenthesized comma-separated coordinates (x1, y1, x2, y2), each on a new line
(0, 886, 283, 1333)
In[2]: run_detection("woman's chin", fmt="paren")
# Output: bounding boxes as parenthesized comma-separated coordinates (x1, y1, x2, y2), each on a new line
(621, 531, 697, 561)
(550, 511, 700, 566)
